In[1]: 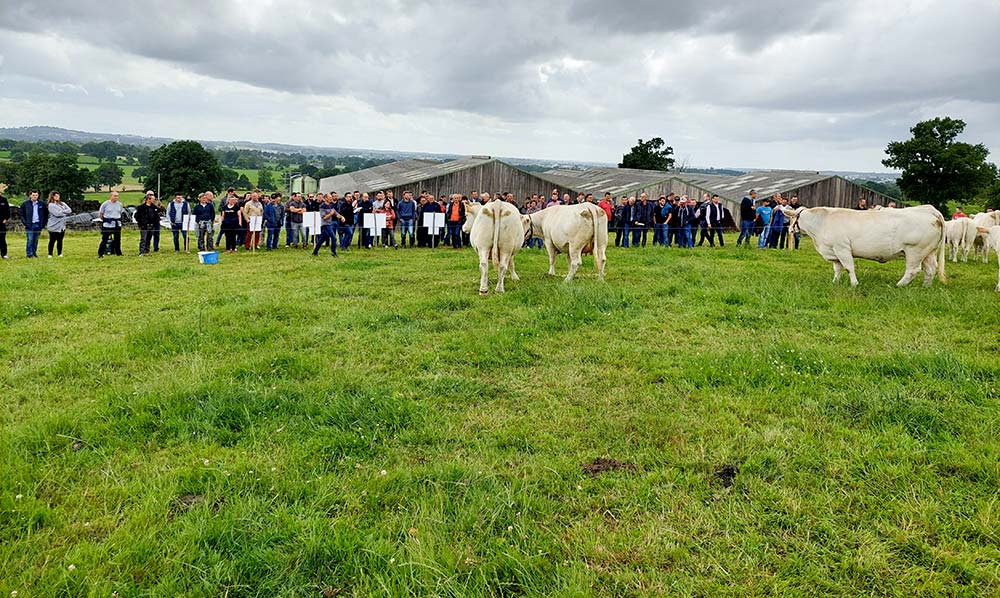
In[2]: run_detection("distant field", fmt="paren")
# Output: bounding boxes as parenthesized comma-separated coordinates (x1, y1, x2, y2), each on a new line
(1, 237, 999, 595)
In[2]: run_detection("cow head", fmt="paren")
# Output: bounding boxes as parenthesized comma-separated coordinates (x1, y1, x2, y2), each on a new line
(781, 206, 807, 233)
(462, 201, 482, 234)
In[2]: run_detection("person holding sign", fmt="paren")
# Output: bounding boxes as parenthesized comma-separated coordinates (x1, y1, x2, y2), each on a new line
(376, 200, 396, 248)
(167, 193, 190, 252)
(312, 192, 346, 257)
(242, 190, 265, 250)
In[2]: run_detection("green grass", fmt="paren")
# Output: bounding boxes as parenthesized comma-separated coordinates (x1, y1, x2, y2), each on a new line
(2, 236, 999, 596)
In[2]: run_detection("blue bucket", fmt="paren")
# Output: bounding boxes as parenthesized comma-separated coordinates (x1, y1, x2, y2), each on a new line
(198, 251, 219, 265)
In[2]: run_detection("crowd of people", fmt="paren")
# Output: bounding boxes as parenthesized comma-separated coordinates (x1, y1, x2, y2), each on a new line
(0, 185, 831, 259)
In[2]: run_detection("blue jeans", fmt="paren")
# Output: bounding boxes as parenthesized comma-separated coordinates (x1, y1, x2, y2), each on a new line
(757, 225, 771, 248)
(339, 225, 354, 249)
(313, 224, 339, 255)
(622, 223, 631, 248)
(266, 225, 281, 249)
(285, 222, 293, 246)
(152, 228, 161, 252)
(25, 227, 41, 257)
(171, 224, 187, 251)
(398, 219, 415, 245)
(447, 223, 463, 248)
(681, 224, 694, 248)
(737, 220, 755, 246)
(529, 237, 543, 249)
(653, 224, 666, 245)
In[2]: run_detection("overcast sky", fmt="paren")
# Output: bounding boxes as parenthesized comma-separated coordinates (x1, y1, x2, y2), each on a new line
(1, 0, 998, 171)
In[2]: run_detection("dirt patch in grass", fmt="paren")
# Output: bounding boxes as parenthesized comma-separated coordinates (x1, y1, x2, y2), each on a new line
(714, 464, 739, 488)
(582, 457, 636, 476)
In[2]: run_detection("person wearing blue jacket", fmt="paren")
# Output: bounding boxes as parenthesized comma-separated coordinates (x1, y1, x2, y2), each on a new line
(263, 193, 285, 250)
(18, 190, 48, 258)
(768, 195, 788, 249)
(167, 193, 190, 252)
(396, 191, 418, 248)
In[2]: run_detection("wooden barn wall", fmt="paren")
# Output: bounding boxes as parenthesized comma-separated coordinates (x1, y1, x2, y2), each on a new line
(329, 162, 562, 202)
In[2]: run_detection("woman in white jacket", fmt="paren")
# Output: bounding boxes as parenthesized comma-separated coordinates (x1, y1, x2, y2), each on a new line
(46, 191, 73, 258)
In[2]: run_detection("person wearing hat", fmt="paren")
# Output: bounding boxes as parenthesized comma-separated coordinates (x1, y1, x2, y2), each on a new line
(135, 192, 161, 256)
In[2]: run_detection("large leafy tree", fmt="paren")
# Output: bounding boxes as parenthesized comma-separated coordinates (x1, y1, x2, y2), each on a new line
(258, 168, 277, 191)
(6, 154, 92, 201)
(93, 162, 124, 191)
(145, 140, 223, 199)
(883, 117, 995, 215)
(619, 137, 675, 171)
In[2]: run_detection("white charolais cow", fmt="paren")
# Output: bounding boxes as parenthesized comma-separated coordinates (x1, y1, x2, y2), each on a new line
(783, 205, 946, 287)
(971, 212, 1000, 262)
(944, 218, 975, 262)
(976, 225, 1000, 291)
(527, 203, 608, 281)
(463, 200, 528, 295)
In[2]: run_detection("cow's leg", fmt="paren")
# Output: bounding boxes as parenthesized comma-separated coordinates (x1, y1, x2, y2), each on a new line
(949, 241, 958, 262)
(495, 252, 509, 293)
(921, 251, 937, 286)
(995, 251, 1000, 292)
(896, 249, 924, 287)
(565, 247, 583, 282)
(509, 255, 520, 281)
(545, 240, 558, 276)
(831, 260, 844, 283)
(833, 247, 859, 286)
(594, 245, 607, 281)
(478, 249, 490, 295)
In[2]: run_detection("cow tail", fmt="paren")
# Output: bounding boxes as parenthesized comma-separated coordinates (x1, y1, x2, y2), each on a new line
(491, 203, 501, 270)
(938, 217, 948, 283)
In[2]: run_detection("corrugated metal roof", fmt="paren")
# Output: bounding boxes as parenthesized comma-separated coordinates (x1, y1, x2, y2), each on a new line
(679, 170, 831, 201)
(319, 156, 494, 193)
(539, 167, 675, 196)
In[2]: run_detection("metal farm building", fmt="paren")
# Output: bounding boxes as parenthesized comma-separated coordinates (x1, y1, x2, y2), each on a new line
(319, 157, 891, 209)
(540, 168, 892, 212)
(318, 156, 559, 200)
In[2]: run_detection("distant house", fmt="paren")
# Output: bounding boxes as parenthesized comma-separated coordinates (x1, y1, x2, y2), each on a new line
(289, 175, 318, 195)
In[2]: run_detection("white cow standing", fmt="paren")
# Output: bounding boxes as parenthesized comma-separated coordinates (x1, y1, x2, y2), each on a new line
(463, 199, 528, 295)
(527, 203, 608, 281)
(944, 218, 975, 262)
(976, 225, 1000, 291)
(971, 212, 1000, 263)
(783, 205, 946, 287)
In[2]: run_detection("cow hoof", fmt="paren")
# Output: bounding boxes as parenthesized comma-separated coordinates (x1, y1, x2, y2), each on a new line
(511, 274, 520, 281)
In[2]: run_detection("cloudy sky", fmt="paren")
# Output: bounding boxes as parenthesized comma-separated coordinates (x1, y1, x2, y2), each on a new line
(1, 0, 998, 171)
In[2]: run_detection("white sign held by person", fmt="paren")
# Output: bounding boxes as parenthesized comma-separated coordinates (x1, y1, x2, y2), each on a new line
(249, 216, 263, 232)
(303, 212, 321, 233)
(423, 212, 445, 233)
(364, 213, 387, 234)
(182, 215, 198, 232)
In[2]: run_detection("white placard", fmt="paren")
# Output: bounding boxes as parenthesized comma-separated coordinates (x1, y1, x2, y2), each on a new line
(363, 213, 388, 233)
(249, 216, 263, 232)
(182, 214, 198, 232)
(423, 212, 445, 232)
(303, 212, 320, 232)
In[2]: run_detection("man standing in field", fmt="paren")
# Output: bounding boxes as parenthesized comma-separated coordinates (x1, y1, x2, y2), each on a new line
(286, 192, 306, 248)
(98, 190, 125, 258)
(737, 190, 757, 247)
(313, 192, 345, 257)
(756, 198, 773, 249)
(18, 190, 47, 258)
(135, 192, 160, 256)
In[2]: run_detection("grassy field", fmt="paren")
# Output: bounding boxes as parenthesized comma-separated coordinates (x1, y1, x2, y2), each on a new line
(1, 234, 999, 596)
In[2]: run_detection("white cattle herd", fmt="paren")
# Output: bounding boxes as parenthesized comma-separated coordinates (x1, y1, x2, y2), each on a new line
(460, 198, 1000, 294)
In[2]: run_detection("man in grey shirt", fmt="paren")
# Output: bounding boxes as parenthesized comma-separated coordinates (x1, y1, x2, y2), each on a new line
(98, 191, 126, 257)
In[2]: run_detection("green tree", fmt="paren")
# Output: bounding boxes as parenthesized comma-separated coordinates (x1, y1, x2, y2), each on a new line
(10, 154, 92, 201)
(619, 137, 675, 171)
(94, 162, 124, 191)
(257, 168, 277, 191)
(146, 140, 223, 199)
(883, 117, 995, 216)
